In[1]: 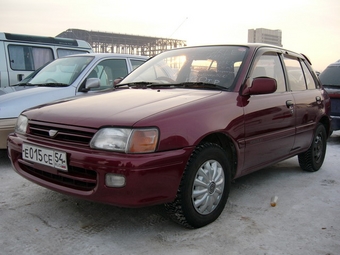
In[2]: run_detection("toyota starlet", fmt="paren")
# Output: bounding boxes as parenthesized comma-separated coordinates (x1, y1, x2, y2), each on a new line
(7, 44, 331, 228)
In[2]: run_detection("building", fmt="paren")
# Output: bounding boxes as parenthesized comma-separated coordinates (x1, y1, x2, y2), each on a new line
(56, 29, 187, 57)
(248, 28, 282, 47)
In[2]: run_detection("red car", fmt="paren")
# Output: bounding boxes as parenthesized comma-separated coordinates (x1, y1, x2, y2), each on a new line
(7, 44, 331, 228)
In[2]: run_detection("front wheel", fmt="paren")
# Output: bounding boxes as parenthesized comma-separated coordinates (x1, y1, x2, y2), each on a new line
(298, 124, 327, 172)
(165, 143, 231, 228)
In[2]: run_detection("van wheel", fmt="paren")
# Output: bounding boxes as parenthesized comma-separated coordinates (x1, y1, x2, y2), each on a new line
(165, 143, 231, 228)
(298, 124, 327, 172)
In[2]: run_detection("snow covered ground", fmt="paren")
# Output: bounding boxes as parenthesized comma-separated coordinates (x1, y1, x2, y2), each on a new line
(1, 131, 339, 255)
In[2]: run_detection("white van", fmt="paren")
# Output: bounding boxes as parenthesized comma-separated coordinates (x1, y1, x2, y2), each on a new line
(0, 32, 93, 90)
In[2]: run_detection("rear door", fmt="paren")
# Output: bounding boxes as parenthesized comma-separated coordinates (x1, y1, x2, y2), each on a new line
(283, 54, 324, 150)
(241, 49, 296, 173)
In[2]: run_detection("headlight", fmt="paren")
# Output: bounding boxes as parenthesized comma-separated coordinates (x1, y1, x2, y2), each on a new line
(15, 115, 28, 134)
(90, 127, 159, 153)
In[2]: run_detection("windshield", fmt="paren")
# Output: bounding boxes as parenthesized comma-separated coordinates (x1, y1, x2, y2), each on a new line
(319, 63, 340, 87)
(28, 56, 94, 86)
(122, 46, 248, 89)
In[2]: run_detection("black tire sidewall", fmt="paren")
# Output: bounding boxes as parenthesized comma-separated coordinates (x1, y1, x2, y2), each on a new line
(311, 124, 327, 170)
(180, 144, 231, 228)
(299, 123, 327, 172)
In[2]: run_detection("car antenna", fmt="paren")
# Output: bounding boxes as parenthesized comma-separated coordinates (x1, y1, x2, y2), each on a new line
(169, 17, 188, 38)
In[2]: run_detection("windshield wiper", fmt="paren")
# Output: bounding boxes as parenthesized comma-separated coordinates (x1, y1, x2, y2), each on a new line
(13, 83, 36, 86)
(115, 81, 227, 90)
(115, 81, 156, 88)
(177, 82, 227, 90)
(35, 83, 69, 87)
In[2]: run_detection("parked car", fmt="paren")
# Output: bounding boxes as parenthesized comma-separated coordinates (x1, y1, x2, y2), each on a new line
(0, 32, 93, 90)
(0, 53, 148, 148)
(0, 62, 52, 95)
(319, 59, 340, 131)
(7, 44, 331, 228)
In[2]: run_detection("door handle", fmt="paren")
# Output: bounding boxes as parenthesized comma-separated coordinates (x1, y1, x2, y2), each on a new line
(316, 96, 322, 104)
(286, 100, 294, 108)
(286, 100, 294, 113)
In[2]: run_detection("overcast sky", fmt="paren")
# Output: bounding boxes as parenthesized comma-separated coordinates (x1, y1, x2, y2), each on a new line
(1, 0, 339, 71)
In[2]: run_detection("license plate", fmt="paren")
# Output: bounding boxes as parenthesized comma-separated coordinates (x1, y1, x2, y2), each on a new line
(22, 143, 68, 171)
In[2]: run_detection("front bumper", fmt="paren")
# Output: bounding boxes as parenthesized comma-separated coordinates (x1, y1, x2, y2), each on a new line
(0, 118, 17, 149)
(7, 133, 193, 207)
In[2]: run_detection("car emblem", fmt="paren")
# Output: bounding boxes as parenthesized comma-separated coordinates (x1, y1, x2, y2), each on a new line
(49, 130, 58, 138)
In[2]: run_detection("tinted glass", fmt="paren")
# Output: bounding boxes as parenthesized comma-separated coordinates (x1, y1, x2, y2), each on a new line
(319, 64, 340, 87)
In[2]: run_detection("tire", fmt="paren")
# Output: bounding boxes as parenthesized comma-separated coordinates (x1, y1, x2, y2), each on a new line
(165, 143, 231, 228)
(298, 124, 327, 172)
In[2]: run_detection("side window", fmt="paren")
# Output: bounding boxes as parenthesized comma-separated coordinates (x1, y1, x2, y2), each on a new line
(283, 56, 306, 91)
(8, 45, 53, 71)
(89, 59, 128, 90)
(57, 49, 89, 58)
(32, 47, 54, 69)
(250, 53, 286, 92)
(301, 61, 317, 90)
(130, 59, 146, 70)
(8, 45, 33, 70)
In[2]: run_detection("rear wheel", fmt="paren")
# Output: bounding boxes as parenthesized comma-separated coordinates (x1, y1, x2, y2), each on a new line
(298, 124, 327, 172)
(165, 143, 231, 228)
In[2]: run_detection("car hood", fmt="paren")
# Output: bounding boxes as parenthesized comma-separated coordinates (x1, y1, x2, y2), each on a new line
(25, 88, 223, 128)
(0, 87, 76, 118)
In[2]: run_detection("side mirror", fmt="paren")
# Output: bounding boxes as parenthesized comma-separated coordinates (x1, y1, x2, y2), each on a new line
(242, 77, 277, 96)
(82, 78, 100, 92)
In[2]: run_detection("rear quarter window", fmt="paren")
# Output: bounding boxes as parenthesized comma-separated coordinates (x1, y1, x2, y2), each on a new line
(301, 61, 318, 90)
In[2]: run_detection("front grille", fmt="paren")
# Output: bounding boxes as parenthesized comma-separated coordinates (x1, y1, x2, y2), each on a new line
(28, 121, 97, 145)
(19, 162, 97, 191)
(21, 121, 99, 190)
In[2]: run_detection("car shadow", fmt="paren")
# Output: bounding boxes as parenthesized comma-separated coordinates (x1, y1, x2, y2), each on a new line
(328, 130, 340, 144)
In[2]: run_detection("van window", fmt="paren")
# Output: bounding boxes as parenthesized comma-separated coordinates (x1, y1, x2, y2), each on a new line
(8, 45, 53, 71)
(57, 49, 90, 58)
